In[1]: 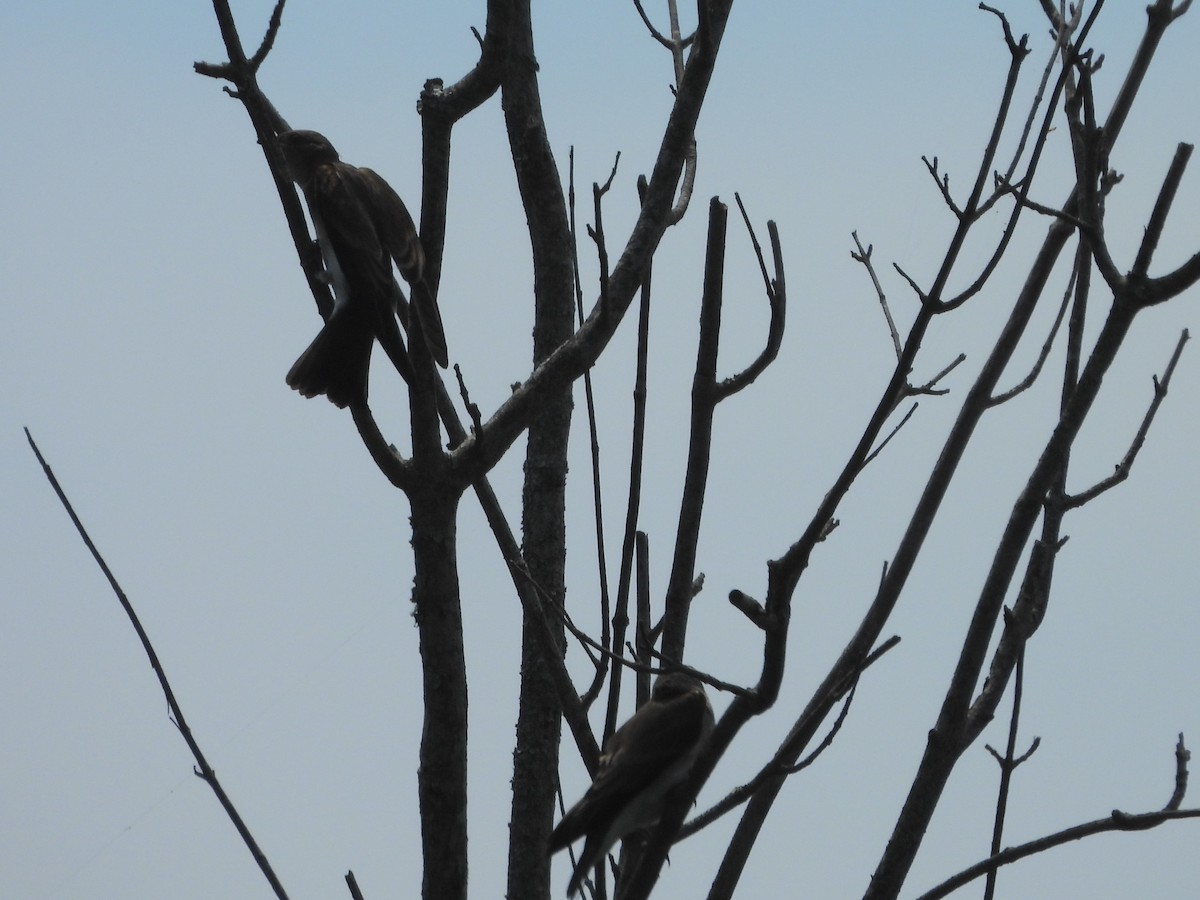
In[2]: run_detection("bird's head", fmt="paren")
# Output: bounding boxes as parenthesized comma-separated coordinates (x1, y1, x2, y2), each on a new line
(277, 129, 340, 184)
(650, 672, 706, 703)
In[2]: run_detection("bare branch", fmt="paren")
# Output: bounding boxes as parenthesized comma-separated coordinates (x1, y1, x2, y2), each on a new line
(349, 407, 417, 491)
(447, 1, 739, 486)
(921, 155, 962, 219)
(862, 403, 918, 468)
(247, 0, 286, 71)
(198, 1, 332, 320)
(852, 231, 902, 359)
(586, 151, 622, 312)
(989, 264, 1076, 405)
(26, 429, 291, 900)
(728, 589, 770, 630)
(978, 9, 1077, 218)
(631, 0, 696, 51)
(891, 262, 930, 307)
(452, 363, 484, 438)
(1063, 329, 1189, 508)
(994, 172, 1090, 230)
(916, 738, 1198, 900)
(568, 147, 615, 714)
(661, 197, 729, 662)
(909, 353, 967, 397)
(982, 645, 1035, 900)
(1132, 142, 1193, 280)
(1168, 733, 1191, 811)
(715, 198, 786, 399)
(602, 235, 655, 722)
(978, 3, 1026, 58)
(935, 3, 1101, 313)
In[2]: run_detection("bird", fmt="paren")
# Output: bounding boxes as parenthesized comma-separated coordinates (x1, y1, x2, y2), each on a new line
(277, 129, 448, 409)
(549, 672, 714, 898)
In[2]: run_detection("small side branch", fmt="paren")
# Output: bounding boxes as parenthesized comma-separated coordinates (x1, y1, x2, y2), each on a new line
(1131, 142, 1193, 279)
(851, 231, 902, 360)
(631, 0, 696, 51)
(1062, 329, 1188, 508)
(569, 148, 615, 712)
(715, 196, 786, 400)
(862, 403, 918, 468)
(921, 156, 962, 220)
(981, 646, 1038, 900)
(989, 264, 1076, 406)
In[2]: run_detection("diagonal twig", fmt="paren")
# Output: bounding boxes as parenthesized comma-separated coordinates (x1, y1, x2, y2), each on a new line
(25, 428, 290, 900)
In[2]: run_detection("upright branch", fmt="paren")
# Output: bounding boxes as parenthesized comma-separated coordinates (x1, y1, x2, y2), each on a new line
(602, 197, 656, 735)
(660, 198, 727, 664)
(449, 0, 739, 484)
(503, 0, 579, 895)
(660, 197, 786, 663)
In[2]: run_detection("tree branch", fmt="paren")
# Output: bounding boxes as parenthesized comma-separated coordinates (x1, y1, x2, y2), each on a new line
(26, 430, 290, 900)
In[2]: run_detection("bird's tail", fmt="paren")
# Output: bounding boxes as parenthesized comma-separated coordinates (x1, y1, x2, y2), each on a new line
(566, 834, 605, 899)
(286, 309, 375, 409)
(410, 279, 449, 368)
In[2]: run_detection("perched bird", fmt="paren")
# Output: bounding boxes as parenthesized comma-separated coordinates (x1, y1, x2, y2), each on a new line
(278, 129, 448, 409)
(550, 672, 714, 897)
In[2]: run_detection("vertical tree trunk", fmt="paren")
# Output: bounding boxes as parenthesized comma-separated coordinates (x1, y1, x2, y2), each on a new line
(411, 486, 468, 900)
(502, 3, 576, 898)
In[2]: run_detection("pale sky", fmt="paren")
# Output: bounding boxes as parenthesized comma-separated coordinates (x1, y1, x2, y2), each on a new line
(4, 2, 1199, 898)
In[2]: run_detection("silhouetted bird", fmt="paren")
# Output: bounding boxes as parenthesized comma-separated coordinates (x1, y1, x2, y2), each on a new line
(549, 672, 714, 897)
(279, 129, 448, 408)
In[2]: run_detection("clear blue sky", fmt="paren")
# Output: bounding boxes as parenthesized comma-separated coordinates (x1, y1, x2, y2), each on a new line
(4, 2, 1199, 898)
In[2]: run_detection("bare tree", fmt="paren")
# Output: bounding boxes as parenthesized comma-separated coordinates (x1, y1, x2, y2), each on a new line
(33, 1, 1197, 899)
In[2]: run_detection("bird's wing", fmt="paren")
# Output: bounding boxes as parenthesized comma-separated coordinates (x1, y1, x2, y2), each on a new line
(355, 167, 449, 367)
(354, 167, 425, 283)
(309, 163, 385, 263)
(593, 687, 709, 798)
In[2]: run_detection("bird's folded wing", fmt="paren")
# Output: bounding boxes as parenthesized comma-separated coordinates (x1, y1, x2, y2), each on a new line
(354, 167, 425, 283)
(311, 164, 385, 261)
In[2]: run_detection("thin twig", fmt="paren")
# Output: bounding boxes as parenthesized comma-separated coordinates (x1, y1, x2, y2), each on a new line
(908, 353, 967, 398)
(570, 147, 615, 710)
(920, 156, 962, 220)
(852, 231, 902, 359)
(1062, 329, 1189, 508)
(25, 429, 290, 900)
(631, 0, 695, 51)
(977, 6, 1076, 218)
(862, 403, 918, 468)
(604, 180, 655, 728)
(990, 263, 1076, 405)
(982, 646, 1037, 900)
(715, 198, 786, 399)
